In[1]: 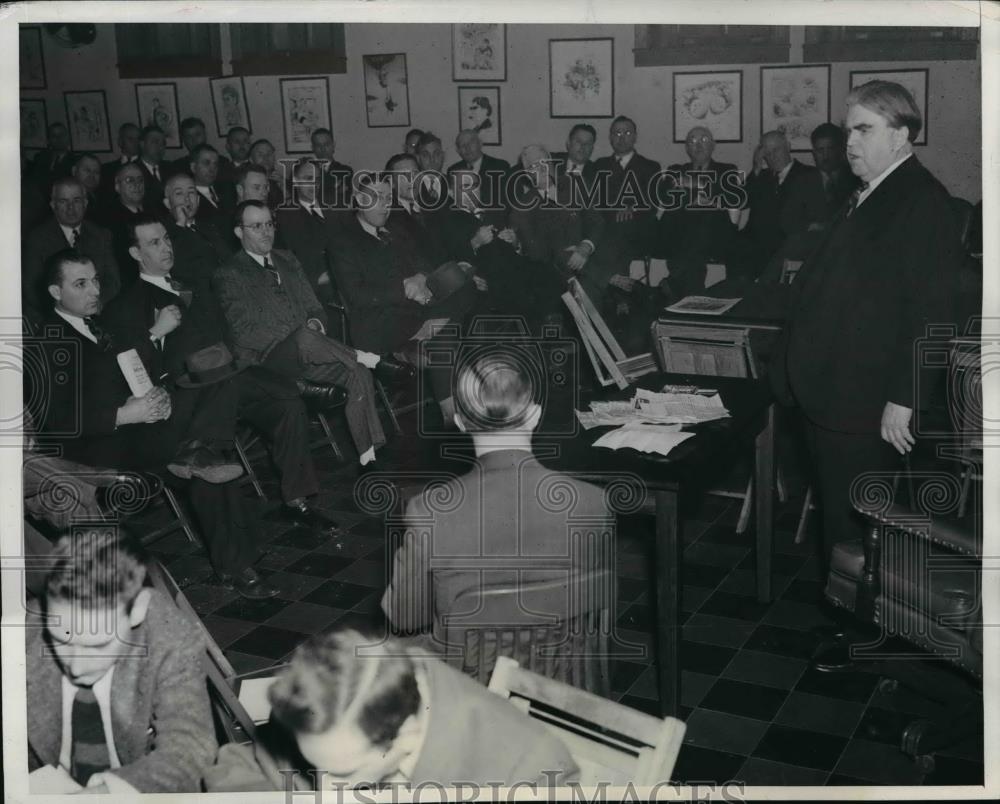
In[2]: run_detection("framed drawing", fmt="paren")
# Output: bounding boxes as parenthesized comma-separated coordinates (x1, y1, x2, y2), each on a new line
(760, 64, 830, 151)
(850, 68, 928, 144)
(19, 26, 46, 89)
(279, 76, 331, 153)
(452, 23, 506, 81)
(457, 86, 501, 146)
(673, 70, 743, 143)
(209, 76, 252, 136)
(20, 99, 48, 150)
(549, 38, 614, 119)
(363, 53, 411, 128)
(64, 90, 112, 153)
(135, 83, 181, 148)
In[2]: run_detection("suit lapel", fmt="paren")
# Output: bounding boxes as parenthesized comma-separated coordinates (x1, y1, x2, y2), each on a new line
(108, 622, 149, 766)
(26, 631, 65, 766)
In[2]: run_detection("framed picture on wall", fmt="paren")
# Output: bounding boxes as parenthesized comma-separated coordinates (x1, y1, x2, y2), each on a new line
(850, 68, 928, 144)
(549, 38, 614, 119)
(279, 76, 331, 153)
(673, 70, 743, 143)
(20, 99, 47, 150)
(135, 83, 181, 148)
(209, 76, 252, 137)
(760, 64, 830, 151)
(457, 86, 501, 146)
(64, 90, 112, 153)
(452, 23, 506, 81)
(19, 26, 46, 89)
(363, 53, 411, 128)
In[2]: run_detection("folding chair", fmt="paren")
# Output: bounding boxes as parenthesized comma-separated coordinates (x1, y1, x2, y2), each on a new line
(488, 656, 686, 786)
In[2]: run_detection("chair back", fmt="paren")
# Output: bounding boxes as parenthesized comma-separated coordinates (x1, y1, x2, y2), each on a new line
(651, 322, 757, 378)
(779, 259, 803, 284)
(488, 657, 686, 786)
(435, 568, 614, 696)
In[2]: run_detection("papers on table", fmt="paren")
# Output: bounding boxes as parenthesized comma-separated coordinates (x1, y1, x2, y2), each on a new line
(665, 295, 741, 315)
(593, 423, 695, 456)
(576, 388, 730, 429)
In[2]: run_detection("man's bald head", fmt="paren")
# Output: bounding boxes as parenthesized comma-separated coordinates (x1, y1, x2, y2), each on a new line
(455, 129, 483, 165)
(761, 130, 791, 173)
(521, 144, 553, 189)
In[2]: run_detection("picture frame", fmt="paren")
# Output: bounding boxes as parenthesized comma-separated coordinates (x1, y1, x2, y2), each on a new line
(209, 75, 252, 137)
(20, 99, 48, 150)
(452, 23, 506, 82)
(63, 90, 112, 153)
(760, 64, 830, 152)
(673, 70, 743, 144)
(457, 86, 501, 146)
(135, 82, 181, 148)
(279, 76, 331, 153)
(549, 38, 615, 119)
(19, 26, 46, 90)
(363, 53, 411, 128)
(850, 68, 928, 145)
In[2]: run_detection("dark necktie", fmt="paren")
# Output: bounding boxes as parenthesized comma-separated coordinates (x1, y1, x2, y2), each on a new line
(187, 221, 198, 233)
(210, 187, 219, 206)
(164, 274, 194, 307)
(846, 184, 867, 218)
(70, 686, 111, 786)
(263, 256, 280, 285)
(82, 316, 113, 352)
(70, 228, 80, 247)
(376, 228, 392, 246)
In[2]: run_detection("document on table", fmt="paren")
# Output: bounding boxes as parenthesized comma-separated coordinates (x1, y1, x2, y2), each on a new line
(576, 389, 730, 429)
(593, 423, 695, 456)
(664, 295, 741, 315)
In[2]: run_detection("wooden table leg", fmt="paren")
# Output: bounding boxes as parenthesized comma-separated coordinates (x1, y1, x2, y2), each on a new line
(755, 403, 776, 603)
(654, 486, 681, 717)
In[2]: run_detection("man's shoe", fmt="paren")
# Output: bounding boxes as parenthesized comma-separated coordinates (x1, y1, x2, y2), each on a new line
(220, 567, 279, 600)
(375, 355, 416, 384)
(811, 639, 855, 673)
(285, 498, 341, 535)
(98, 470, 164, 513)
(167, 442, 244, 484)
(296, 381, 349, 408)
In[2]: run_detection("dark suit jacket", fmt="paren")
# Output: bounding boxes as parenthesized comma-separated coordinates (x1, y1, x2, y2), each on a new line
(22, 218, 121, 313)
(27, 589, 216, 793)
(659, 160, 740, 261)
(592, 150, 661, 215)
(194, 183, 237, 227)
(783, 156, 962, 433)
(274, 205, 346, 292)
(745, 159, 823, 255)
(383, 450, 612, 633)
(317, 158, 354, 209)
(508, 176, 606, 270)
(27, 149, 76, 188)
(165, 152, 196, 179)
(136, 160, 166, 212)
(446, 153, 511, 210)
(216, 157, 248, 188)
(550, 151, 598, 187)
(162, 218, 233, 294)
(213, 248, 326, 364)
(101, 198, 146, 290)
(818, 164, 862, 221)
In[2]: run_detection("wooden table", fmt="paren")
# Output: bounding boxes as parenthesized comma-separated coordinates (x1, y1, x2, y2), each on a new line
(536, 371, 776, 717)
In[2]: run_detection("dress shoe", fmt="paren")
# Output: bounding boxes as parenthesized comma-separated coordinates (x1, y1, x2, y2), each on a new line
(375, 354, 417, 384)
(811, 639, 855, 673)
(219, 567, 279, 600)
(167, 441, 244, 484)
(285, 498, 341, 534)
(98, 470, 165, 513)
(296, 380, 349, 408)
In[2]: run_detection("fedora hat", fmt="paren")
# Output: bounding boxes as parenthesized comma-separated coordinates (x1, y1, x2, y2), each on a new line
(176, 342, 248, 388)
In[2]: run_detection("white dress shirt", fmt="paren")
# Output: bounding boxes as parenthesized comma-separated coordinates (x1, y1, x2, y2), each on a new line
(856, 152, 912, 208)
(196, 186, 218, 208)
(55, 308, 96, 344)
(616, 151, 635, 169)
(141, 160, 161, 182)
(776, 161, 794, 186)
(59, 669, 121, 771)
(58, 223, 81, 248)
(301, 201, 325, 219)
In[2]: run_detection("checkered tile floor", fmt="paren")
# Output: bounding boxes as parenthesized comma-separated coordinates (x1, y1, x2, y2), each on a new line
(135, 408, 983, 788)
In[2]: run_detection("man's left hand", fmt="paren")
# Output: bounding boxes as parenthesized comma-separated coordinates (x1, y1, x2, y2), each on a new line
(472, 275, 488, 292)
(564, 244, 591, 272)
(881, 401, 915, 455)
(615, 207, 635, 223)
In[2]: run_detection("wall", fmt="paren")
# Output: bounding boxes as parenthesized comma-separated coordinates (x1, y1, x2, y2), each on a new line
(24, 22, 982, 200)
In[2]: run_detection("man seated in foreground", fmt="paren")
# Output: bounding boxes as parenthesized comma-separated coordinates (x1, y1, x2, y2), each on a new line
(27, 528, 216, 794)
(204, 628, 579, 791)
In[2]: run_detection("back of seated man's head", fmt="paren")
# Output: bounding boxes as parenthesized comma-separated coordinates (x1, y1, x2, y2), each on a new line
(43, 528, 152, 687)
(453, 348, 542, 435)
(269, 628, 422, 782)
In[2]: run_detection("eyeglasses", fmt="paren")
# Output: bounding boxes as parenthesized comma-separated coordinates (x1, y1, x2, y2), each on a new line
(687, 136, 713, 145)
(240, 221, 276, 233)
(120, 176, 144, 185)
(611, 131, 635, 138)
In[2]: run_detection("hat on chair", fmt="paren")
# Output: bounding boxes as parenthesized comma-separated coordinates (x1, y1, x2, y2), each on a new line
(176, 342, 249, 388)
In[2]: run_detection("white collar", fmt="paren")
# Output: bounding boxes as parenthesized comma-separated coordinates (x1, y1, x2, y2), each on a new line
(196, 185, 217, 203)
(466, 156, 483, 172)
(857, 152, 913, 207)
(398, 197, 415, 214)
(58, 222, 81, 246)
(244, 250, 271, 268)
(55, 307, 97, 343)
(300, 200, 324, 217)
(358, 216, 382, 240)
(141, 159, 160, 175)
(139, 273, 178, 296)
(567, 160, 585, 174)
(616, 151, 634, 168)
(776, 160, 794, 185)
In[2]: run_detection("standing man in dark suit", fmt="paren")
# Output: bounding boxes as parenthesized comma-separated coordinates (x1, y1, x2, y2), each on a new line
(811, 122, 861, 221)
(165, 117, 208, 178)
(188, 143, 236, 226)
(446, 129, 510, 211)
(592, 115, 662, 260)
(551, 122, 598, 186)
(780, 81, 962, 577)
(310, 128, 354, 210)
(137, 125, 168, 212)
(217, 125, 251, 187)
(22, 177, 121, 315)
(99, 123, 140, 200)
(161, 173, 233, 293)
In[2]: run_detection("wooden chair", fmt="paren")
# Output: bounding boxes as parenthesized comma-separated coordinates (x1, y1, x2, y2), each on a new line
(488, 656, 686, 786)
(562, 278, 657, 390)
(435, 568, 614, 697)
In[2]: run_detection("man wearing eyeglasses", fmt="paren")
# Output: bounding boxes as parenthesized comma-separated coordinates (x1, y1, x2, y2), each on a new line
(102, 162, 148, 290)
(23, 177, 121, 318)
(160, 174, 233, 295)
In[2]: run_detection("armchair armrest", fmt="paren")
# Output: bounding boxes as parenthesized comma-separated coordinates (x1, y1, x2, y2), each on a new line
(323, 301, 348, 344)
(853, 501, 979, 558)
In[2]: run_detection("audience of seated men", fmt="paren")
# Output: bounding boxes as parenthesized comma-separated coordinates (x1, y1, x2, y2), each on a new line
(382, 350, 612, 639)
(32, 250, 279, 599)
(22, 177, 121, 317)
(310, 127, 354, 209)
(136, 125, 168, 211)
(214, 200, 407, 467)
(204, 628, 579, 792)
(161, 173, 233, 293)
(99, 122, 140, 201)
(102, 161, 148, 289)
(27, 529, 216, 794)
(217, 125, 251, 186)
(446, 129, 510, 210)
(165, 116, 208, 178)
(102, 214, 339, 535)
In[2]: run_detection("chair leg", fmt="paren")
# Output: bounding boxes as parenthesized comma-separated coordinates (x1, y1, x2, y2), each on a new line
(315, 411, 344, 461)
(163, 487, 197, 543)
(736, 476, 754, 534)
(375, 378, 403, 435)
(794, 486, 814, 545)
(234, 434, 266, 500)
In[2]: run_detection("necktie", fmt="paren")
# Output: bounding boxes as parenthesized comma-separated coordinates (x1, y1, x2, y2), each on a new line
(69, 686, 111, 786)
(208, 187, 219, 206)
(187, 221, 198, 233)
(617, 156, 627, 170)
(83, 316, 113, 351)
(377, 228, 392, 245)
(846, 184, 867, 217)
(70, 228, 80, 247)
(164, 274, 194, 307)
(263, 256, 280, 285)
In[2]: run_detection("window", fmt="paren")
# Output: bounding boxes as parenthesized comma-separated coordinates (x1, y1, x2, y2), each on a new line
(230, 24, 347, 75)
(115, 23, 221, 79)
(803, 26, 979, 62)
(634, 25, 789, 67)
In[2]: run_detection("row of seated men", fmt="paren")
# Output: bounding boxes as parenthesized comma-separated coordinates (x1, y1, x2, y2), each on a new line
(26, 353, 613, 794)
